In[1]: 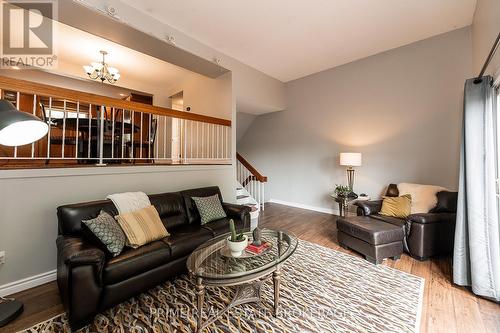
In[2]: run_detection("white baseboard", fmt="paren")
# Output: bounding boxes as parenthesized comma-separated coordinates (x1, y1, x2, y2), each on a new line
(269, 198, 339, 215)
(0, 270, 57, 297)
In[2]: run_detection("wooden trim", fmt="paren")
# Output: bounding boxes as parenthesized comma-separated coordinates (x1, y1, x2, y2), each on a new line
(0, 75, 231, 126)
(236, 153, 267, 182)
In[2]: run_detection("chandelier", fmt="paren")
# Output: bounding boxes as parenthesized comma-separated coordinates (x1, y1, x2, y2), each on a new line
(83, 50, 120, 84)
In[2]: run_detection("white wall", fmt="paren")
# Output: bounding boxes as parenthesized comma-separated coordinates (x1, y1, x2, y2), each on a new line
(238, 28, 472, 211)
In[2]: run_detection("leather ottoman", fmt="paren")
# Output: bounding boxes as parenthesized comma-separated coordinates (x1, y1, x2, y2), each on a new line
(337, 216, 404, 264)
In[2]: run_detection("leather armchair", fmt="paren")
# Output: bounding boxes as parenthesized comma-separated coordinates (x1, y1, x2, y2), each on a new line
(354, 184, 457, 260)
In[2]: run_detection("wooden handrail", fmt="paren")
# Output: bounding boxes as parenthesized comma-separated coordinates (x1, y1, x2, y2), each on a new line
(0, 75, 231, 126)
(236, 153, 267, 182)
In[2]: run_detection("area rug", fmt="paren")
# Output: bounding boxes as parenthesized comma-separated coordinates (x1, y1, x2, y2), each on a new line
(20, 240, 424, 333)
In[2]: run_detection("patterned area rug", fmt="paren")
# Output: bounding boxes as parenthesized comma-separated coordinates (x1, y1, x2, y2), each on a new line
(21, 241, 424, 333)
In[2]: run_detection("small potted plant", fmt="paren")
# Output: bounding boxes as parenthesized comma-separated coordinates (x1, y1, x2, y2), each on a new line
(226, 219, 248, 257)
(334, 184, 351, 198)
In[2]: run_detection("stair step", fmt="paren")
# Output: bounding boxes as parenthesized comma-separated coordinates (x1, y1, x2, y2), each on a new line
(237, 195, 249, 200)
(237, 187, 243, 190)
(245, 203, 257, 207)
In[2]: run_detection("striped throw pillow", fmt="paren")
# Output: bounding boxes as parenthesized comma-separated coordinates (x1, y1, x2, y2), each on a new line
(116, 205, 169, 248)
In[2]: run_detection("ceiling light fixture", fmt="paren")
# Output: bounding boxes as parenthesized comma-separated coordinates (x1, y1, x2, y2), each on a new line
(165, 35, 176, 45)
(83, 50, 120, 84)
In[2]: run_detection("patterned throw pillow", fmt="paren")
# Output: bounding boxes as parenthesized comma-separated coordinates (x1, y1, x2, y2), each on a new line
(116, 205, 170, 248)
(192, 194, 227, 225)
(82, 210, 126, 257)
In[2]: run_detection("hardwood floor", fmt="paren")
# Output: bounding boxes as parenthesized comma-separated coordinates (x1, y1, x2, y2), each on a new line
(2, 202, 499, 333)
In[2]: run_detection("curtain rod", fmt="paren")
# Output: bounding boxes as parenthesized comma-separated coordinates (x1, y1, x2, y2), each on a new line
(474, 32, 500, 84)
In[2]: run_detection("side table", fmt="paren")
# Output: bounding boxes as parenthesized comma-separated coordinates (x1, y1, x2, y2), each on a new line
(331, 194, 370, 217)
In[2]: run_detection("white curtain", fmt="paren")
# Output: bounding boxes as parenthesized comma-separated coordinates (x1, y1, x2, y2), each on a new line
(454, 76, 500, 302)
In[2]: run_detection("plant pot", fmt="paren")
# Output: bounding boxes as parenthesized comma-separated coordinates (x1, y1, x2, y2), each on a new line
(226, 235, 248, 257)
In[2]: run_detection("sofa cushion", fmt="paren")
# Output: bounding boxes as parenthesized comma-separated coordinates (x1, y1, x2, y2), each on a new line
(161, 224, 213, 260)
(371, 214, 407, 228)
(337, 216, 405, 245)
(202, 217, 245, 236)
(180, 187, 223, 224)
(149, 192, 188, 229)
(57, 200, 118, 236)
(103, 241, 171, 285)
(397, 183, 447, 214)
(408, 213, 456, 224)
(430, 191, 458, 213)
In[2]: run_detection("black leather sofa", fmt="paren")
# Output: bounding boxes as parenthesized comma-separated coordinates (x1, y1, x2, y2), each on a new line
(56, 186, 250, 330)
(353, 184, 457, 260)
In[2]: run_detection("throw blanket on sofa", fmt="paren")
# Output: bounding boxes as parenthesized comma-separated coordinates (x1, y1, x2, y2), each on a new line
(107, 191, 151, 214)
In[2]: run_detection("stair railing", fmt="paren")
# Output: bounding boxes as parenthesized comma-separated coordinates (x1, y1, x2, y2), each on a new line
(236, 153, 267, 210)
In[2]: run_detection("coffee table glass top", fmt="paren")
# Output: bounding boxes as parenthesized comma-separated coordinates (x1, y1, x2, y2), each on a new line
(187, 229, 298, 280)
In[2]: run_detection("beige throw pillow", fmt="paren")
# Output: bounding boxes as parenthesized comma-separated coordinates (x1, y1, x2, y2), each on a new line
(379, 194, 412, 218)
(397, 183, 447, 214)
(116, 205, 169, 248)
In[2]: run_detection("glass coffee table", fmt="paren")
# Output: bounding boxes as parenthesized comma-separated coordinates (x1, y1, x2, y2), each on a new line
(186, 229, 298, 333)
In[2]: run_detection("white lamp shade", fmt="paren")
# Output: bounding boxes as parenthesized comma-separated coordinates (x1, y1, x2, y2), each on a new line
(340, 152, 362, 166)
(91, 62, 103, 70)
(83, 65, 93, 74)
(108, 67, 119, 75)
(0, 100, 48, 146)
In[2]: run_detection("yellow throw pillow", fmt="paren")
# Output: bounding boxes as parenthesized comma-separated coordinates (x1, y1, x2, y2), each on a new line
(116, 205, 169, 248)
(379, 194, 412, 218)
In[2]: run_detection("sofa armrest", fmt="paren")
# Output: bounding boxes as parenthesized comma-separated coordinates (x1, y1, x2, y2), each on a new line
(408, 213, 456, 225)
(56, 235, 105, 328)
(57, 236, 105, 273)
(355, 200, 383, 216)
(222, 202, 251, 229)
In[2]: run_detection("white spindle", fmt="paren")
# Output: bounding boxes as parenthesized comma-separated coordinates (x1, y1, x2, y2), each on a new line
(98, 105, 105, 165)
(61, 100, 67, 158)
(163, 116, 167, 159)
(131, 110, 134, 159)
(121, 110, 125, 159)
(111, 107, 115, 159)
(140, 112, 143, 159)
(47, 97, 53, 158)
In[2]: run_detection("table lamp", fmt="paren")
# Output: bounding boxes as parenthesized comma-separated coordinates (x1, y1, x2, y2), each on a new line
(339, 152, 362, 192)
(0, 99, 48, 327)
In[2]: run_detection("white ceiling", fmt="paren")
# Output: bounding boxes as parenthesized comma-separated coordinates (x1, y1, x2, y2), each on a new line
(52, 22, 198, 100)
(121, 0, 477, 82)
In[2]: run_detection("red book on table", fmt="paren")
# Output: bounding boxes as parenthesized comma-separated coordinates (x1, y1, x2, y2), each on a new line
(246, 242, 270, 254)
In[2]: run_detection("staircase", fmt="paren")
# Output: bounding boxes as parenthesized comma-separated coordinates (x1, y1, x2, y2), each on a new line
(236, 153, 267, 229)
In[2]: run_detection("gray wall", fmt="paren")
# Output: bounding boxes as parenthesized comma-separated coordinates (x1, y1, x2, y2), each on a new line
(236, 112, 257, 143)
(471, 0, 500, 76)
(238, 28, 472, 211)
(0, 166, 234, 287)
